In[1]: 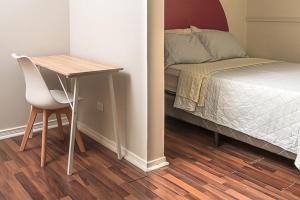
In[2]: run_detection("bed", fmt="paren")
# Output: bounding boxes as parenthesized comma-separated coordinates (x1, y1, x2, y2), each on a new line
(165, 0, 300, 168)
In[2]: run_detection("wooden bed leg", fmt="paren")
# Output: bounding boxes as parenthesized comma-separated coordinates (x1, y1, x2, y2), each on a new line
(214, 132, 221, 147)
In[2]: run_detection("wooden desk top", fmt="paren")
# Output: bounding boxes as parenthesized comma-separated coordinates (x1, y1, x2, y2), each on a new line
(31, 55, 123, 77)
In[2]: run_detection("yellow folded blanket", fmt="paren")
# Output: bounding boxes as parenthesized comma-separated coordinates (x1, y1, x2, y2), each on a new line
(172, 58, 277, 107)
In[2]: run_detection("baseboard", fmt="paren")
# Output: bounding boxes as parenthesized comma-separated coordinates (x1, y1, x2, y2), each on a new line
(77, 121, 169, 172)
(147, 156, 169, 171)
(0, 117, 68, 140)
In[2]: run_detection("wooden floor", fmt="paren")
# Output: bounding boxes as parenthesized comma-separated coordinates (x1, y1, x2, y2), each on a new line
(0, 117, 299, 199)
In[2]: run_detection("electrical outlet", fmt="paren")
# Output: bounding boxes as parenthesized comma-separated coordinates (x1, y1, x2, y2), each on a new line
(96, 101, 104, 112)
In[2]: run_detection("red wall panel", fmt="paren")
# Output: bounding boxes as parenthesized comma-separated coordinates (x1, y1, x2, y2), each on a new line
(165, 0, 229, 31)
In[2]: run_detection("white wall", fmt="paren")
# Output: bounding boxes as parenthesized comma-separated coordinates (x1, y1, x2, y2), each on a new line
(0, 0, 69, 130)
(69, 0, 149, 160)
(247, 0, 300, 62)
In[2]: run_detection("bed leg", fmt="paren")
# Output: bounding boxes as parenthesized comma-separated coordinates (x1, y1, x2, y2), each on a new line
(214, 132, 221, 147)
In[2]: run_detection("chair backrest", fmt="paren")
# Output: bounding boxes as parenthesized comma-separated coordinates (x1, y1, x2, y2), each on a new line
(12, 53, 57, 108)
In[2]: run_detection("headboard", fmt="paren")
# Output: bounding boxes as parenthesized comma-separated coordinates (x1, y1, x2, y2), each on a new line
(165, 0, 229, 32)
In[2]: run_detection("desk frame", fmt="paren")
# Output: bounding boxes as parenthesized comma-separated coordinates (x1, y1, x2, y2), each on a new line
(66, 74, 122, 175)
(31, 55, 123, 175)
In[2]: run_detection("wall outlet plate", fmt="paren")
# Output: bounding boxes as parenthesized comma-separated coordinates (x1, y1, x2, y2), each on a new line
(96, 101, 104, 112)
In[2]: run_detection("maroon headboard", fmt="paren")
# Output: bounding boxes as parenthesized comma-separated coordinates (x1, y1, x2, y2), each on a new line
(165, 0, 229, 32)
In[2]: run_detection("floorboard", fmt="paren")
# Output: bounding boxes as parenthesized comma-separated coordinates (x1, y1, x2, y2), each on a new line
(0, 117, 298, 199)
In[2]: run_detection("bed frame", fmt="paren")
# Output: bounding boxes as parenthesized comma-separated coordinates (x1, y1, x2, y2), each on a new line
(164, 0, 296, 160)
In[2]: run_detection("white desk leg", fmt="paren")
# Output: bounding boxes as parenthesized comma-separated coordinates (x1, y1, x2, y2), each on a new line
(108, 74, 122, 159)
(67, 78, 79, 175)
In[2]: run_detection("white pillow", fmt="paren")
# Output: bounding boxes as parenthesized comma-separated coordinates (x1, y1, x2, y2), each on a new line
(194, 31, 247, 61)
(190, 26, 213, 33)
(165, 28, 191, 34)
(165, 33, 211, 67)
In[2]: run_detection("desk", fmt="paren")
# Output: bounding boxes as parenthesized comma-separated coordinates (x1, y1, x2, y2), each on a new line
(31, 55, 123, 175)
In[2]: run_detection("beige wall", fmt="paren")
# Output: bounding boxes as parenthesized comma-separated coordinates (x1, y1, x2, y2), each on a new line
(69, 0, 148, 160)
(0, 0, 69, 130)
(220, 0, 247, 48)
(147, 0, 165, 161)
(248, 0, 300, 18)
(247, 0, 300, 62)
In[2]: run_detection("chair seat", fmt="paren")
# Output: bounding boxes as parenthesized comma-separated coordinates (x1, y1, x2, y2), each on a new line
(50, 90, 83, 105)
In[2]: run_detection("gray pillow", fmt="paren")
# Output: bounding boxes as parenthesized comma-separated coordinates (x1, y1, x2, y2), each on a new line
(194, 31, 247, 61)
(165, 33, 211, 67)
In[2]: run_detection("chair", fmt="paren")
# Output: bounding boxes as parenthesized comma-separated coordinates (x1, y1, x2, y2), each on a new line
(12, 53, 86, 167)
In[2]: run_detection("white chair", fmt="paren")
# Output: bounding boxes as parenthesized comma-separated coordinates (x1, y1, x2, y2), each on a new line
(12, 53, 86, 167)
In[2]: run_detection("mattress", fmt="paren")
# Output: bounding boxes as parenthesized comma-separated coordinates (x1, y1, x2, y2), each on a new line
(165, 58, 272, 95)
(165, 66, 180, 93)
(165, 58, 300, 168)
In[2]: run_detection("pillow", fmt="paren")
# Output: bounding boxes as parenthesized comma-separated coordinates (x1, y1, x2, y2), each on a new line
(165, 33, 211, 67)
(194, 31, 247, 61)
(165, 28, 191, 34)
(190, 26, 212, 33)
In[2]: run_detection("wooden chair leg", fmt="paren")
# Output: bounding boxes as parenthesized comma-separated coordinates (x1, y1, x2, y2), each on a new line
(20, 106, 38, 151)
(41, 110, 49, 167)
(66, 108, 86, 153)
(56, 112, 65, 140)
(75, 130, 86, 153)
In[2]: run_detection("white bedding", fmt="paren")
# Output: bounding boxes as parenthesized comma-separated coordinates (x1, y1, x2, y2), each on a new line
(173, 60, 300, 168)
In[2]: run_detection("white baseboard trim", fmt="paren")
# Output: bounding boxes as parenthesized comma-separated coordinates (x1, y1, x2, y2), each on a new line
(77, 121, 169, 172)
(147, 156, 169, 172)
(0, 117, 68, 140)
(247, 17, 300, 23)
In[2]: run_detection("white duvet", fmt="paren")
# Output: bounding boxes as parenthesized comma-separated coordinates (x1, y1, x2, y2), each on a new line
(174, 60, 300, 168)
